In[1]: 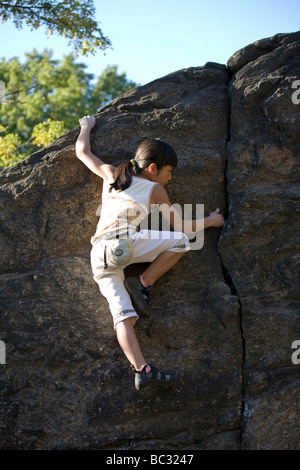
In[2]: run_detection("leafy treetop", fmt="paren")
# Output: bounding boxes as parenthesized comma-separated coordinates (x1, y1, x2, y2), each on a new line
(0, 50, 138, 170)
(0, 0, 111, 56)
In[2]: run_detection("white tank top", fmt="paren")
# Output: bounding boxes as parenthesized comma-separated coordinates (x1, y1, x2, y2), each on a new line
(91, 176, 157, 244)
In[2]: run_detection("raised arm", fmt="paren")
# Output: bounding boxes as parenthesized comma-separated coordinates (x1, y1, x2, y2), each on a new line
(75, 115, 115, 181)
(151, 184, 225, 233)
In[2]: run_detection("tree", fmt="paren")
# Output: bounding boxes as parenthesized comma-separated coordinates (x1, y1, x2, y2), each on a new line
(0, 50, 138, 170)
(0, 0, 111, 56)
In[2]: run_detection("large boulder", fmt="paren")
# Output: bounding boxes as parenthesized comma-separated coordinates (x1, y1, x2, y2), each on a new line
(219, 31, 300, 449)
(0, 32, 299, 450)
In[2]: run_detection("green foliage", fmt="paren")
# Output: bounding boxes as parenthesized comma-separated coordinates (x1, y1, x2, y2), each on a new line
(0, 124, 23, 170)
(0, 50, 138, 170)
(31, 118, 67, 147)
(0, 0, 111, 56)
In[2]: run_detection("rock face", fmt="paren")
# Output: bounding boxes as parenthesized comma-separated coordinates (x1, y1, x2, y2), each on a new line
(219, 32, 300, 449)
(0, 32, 299, 450)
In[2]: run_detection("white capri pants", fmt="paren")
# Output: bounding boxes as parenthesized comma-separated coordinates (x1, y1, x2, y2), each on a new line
(90, 229, 190, 329)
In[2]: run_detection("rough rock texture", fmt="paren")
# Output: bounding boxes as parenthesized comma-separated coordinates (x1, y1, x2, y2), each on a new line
(219, 31, 300, 449)
(0, 32, 299, 450)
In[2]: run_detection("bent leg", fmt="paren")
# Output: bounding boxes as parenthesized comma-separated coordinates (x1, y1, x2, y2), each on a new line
(141, 250, 186, 286)
(130, 229, 190, 286)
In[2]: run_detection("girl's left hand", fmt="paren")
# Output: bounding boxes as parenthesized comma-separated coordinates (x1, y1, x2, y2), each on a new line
(209, 208, 225, 227)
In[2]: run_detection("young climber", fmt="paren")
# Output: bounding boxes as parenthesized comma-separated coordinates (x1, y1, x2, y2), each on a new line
(75, 115, 224, 391)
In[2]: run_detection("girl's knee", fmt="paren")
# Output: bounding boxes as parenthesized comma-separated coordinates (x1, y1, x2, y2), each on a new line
(172, 232, 190, 253)
(114, 315, 138, 331)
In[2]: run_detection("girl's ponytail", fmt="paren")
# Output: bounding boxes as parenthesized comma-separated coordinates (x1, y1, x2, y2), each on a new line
(109, 158, 142, 192)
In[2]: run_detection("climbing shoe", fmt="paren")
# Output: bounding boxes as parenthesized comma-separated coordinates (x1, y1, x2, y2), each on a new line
(134, 365, 172, 391)
(124, 277, 152, 317)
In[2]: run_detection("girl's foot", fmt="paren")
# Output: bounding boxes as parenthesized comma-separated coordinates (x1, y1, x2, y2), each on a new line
(124, 277, 152, 317)
(134, 364, 171, 391)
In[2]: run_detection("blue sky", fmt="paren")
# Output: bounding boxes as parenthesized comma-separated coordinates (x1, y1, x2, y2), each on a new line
(1, 0, 299, 85)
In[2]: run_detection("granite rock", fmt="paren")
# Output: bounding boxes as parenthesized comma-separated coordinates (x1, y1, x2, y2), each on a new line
(0, 33, 299, 450)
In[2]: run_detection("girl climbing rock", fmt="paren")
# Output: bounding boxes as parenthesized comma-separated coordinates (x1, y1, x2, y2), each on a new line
(75, 115, 224, 391)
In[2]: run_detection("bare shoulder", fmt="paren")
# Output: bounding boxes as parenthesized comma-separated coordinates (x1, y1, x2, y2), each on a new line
(101, 164, 115, 182)
(151, 183, 172, 206)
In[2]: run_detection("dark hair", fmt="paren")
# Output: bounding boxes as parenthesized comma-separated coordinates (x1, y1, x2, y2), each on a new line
(109, 138, 177, 192)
